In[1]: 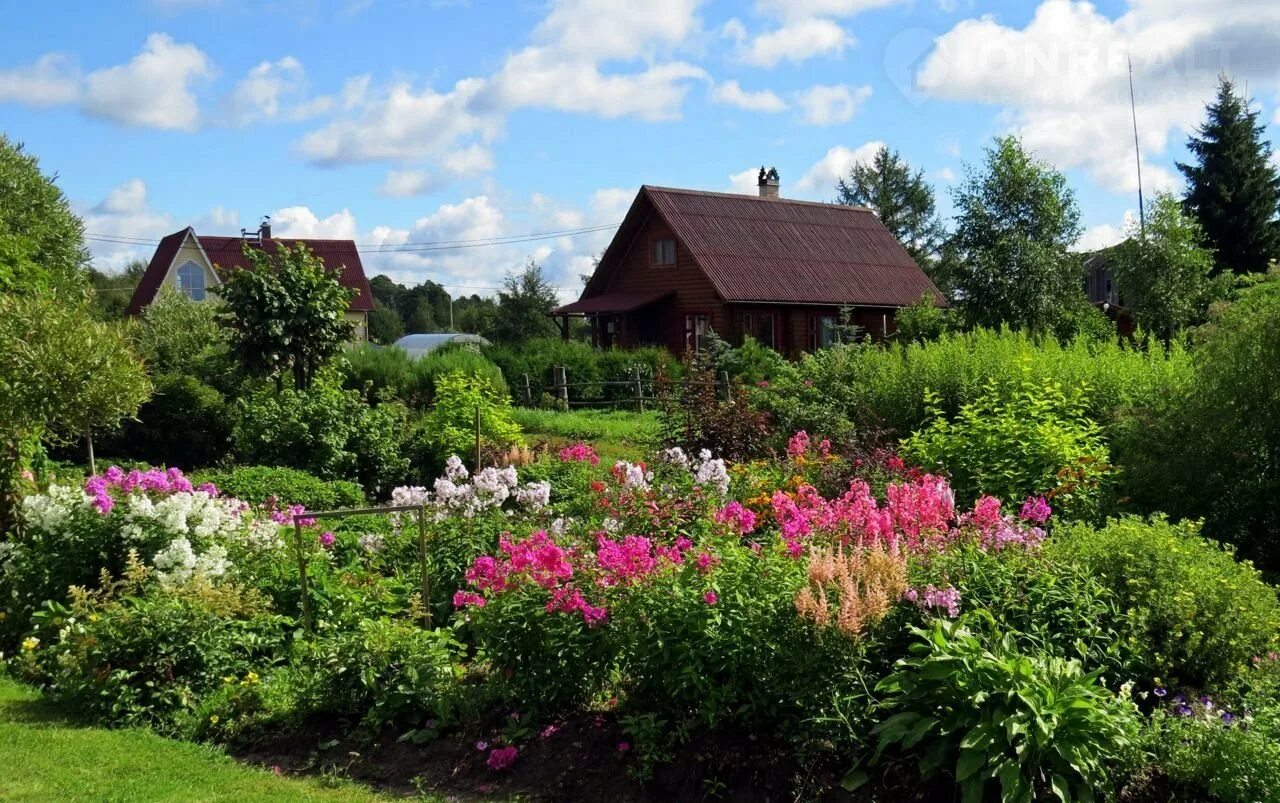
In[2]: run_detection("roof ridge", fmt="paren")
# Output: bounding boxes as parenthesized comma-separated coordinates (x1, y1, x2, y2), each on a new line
(642, 184, 875, 213)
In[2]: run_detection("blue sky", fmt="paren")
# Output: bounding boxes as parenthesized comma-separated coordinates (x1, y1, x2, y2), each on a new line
(3, 0, 1279, 301)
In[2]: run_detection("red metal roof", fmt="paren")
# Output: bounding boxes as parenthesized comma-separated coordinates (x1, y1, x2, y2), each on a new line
(554, 289, 672, 315)
(582, 186, 943, 308)
(125, 228, 375, 315)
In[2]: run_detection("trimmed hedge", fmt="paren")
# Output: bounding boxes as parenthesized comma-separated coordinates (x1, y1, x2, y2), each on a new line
(191, 466, 365, 511)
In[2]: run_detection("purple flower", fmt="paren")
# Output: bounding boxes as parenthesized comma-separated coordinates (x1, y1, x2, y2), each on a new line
(1153, 686, 1168, 698)
(1173, 693, 1187, 704)
(1221, 712, 1236, 725)
(475, 740, 489, 751)
(1175, 705, 1193, 717)
(1018, 495, 1052, 524)
(1199, 695, 1215, 711)
(318, 531, 336, 549)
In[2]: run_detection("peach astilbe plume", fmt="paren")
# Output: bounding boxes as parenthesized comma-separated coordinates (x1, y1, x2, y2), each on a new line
(795, 542, 907, 639)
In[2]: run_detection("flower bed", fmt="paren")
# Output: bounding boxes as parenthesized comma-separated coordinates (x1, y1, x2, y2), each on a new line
(4, 433, 1280, 801)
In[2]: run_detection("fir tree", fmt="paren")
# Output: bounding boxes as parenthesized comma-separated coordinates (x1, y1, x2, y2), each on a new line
(1177, 76, 1280, 275)
(836, 145, 947, 270)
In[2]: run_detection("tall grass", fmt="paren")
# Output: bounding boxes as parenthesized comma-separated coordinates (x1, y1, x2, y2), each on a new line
(761, 328, 1194, 439)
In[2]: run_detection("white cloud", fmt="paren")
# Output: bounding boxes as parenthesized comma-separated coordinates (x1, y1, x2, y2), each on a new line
(740, 19, 852, 67)
(796, 141, 885, 195)
(444, 143, 495, 176)
(80, 179, 176, 271)
(712, 80, 787, 112)
(296, 77, 497, 165)
(0, 54, 79, 106)
(228, 56, 324, 125)
(82, 33, 212, 130)
(531, 0, 703, 61)
(915, 0, 1280, 193)
(271, 206, 359, 240)
(754, 0, 901, 22)
(377, 170, 442, 198)
(1073, 210, 1137, 252)
(728, 166, 762, 194)
(935, 166, 957, 182)
(795, 83, 871, 124)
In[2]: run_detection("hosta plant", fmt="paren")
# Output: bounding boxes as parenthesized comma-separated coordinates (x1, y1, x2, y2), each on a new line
(849, 613, 1139, 803)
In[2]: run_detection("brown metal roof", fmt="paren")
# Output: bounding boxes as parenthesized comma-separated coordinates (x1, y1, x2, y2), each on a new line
(554, 289, 672, 315)
(583, 186, 943, 308)
(125, 228, 375, 315)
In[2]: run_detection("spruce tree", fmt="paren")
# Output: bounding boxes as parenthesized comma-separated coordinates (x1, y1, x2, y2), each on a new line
(1177, 76, 1280, 275)
(836, 145, 946, 270)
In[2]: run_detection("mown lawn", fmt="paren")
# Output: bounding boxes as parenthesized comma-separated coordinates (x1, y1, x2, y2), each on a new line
(512, 408, 661, 462)
(0, 677, 396, 803)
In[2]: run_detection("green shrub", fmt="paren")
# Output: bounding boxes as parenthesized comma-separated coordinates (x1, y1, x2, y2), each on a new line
(1139, 697, 1280, 803)
(901, 375, 1114, 521)
(102, 373, 230, 469)
(488, 338, 678, 405)
(415, 371, 523, 471)
(340, 344, 506, 409)
(191, 465, 364, 510)
(14, 572, 289, 729)
(230, 375, 409, 497)
(856, 614, 1140, 803)
(894, 293, 957, 343)
(715, 335, 786, 385)
(758, 327, 1192, 441)
(1047, 516, 1280, 688)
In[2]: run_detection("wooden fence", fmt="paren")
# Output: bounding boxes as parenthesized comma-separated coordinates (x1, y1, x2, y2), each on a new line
(516, 366, 731, 412)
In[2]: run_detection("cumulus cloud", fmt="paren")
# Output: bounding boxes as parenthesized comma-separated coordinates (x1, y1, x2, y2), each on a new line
(728, 166, 763, 194)
(914, 0, 1280, 193)
(271, 206, 359, 240)
(754, 0, 901, 22)
(377, 170, 442, 198)
(227, 56, 329, 125)
(80, 179, 176, 271)
(796, 83, 871, 124)
(0, 54, 80, 106)
(740, 19, 852, 67)
(795, 141, 885, 195)
(712, 80, 787, 112)
(82, 33, 213, 130)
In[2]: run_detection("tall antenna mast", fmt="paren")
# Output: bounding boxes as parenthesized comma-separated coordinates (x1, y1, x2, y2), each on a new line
(1128, 55, 1146, 239)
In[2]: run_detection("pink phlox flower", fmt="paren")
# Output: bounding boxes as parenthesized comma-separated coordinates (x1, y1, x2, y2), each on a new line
(487, 746, 519, 771)
(1019, 495, 1052, 524)
(703, 590, 718, 605)
(694, 551, 718, 573)
(453, 591, 486, 608)
(907, 584, 961, 618)
(318, 531, 336, 548)
(558, 443, 600, 465)
(595, 534, 658, 586)
(786, 431, 811, 458)
(715, 501, 757, 534)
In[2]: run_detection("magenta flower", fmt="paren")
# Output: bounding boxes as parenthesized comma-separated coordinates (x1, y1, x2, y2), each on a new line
(475, 740, 489, 751)
(1019, 496, 1052, 524)
(318, 531, 336, 549)
(486, 746, 519, 771)
(703, 591, 718, 605)
(617, 741, 631, 753)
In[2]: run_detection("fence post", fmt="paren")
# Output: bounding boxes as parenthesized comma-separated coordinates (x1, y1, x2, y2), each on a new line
(417, 505, 431, 628)
(632, 366, 645, 413)
(553, 365, 569, 407)
(474, 404, 482, 474)
(718, 370, 730, 401)
(293, 519, 313, 635)
(521, 373, 533, 406)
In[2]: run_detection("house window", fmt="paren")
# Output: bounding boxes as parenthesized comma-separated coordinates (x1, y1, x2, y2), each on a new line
(651, 238, 676, 267)
(808, 314, 836, 351)
(176, 260, 206, 301)
(685, 313, 709, 352)
(741, 312, 776, 349)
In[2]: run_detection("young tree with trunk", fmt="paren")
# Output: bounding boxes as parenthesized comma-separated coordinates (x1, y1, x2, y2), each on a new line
(946, 136, 1083, 333)
(1178, 76, 1280, 275)
(493, 260, 560, 344)
(216, 242, 355, 391)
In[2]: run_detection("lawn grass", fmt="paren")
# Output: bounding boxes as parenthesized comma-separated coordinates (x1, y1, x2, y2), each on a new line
(512, 408, 661, 462)
(0, 677, 395, 802)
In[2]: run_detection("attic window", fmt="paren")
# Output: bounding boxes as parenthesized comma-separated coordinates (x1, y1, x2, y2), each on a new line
(651, 238, 676, 267)
(177, 260, 206, 301)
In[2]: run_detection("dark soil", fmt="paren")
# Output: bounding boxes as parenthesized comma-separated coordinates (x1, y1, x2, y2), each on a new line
(234, 715, 952, 802)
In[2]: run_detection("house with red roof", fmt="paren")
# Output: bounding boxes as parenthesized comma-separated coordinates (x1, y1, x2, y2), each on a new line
(553, 168, 943, 357)
(125, 221, 375, 342)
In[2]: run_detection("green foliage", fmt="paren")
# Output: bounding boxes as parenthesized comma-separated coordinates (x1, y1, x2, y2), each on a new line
(0, 135, 89, 296)
(339, 344, 506, 408)
(88, 260, 147, 320)
(488, 337, 678, 405)
(191, 465, 365, 510)
(758, 328, 1191, 442)
(0, 291, 150, 534)
(1051, 291, 1117, 343)
(230, 376, 409, 497)
(15, 578, 289, 729)
(901, 375, 1114, 521)
(860, 615, 1139, 803)
(836, 145, 947, 271)
(714, 335, 786, 385)
(366, 303, 404, 344)
(1111, 193, 1217, 338)
(511, 408, 661, 445)
(1048, 516, 1280, 688)
(418, 371, 523, 468)
(107, 373, 230, 469)
(132, 288, 225, 376)
(945, 136, 1084, 333)
(894, 293, 956, 343)
(1112, 271, 1280, 567)
(491, 260, 559, 344)
(216, 242, 355, 390)
(1178, 76, 1280, 275)
(1141, 704, 1280, 803)
(660, 361, 775, 461)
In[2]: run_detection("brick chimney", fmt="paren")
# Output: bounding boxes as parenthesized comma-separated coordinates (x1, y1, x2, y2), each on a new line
(259, 216, 272, 239)
(757, 166, 780, 198)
